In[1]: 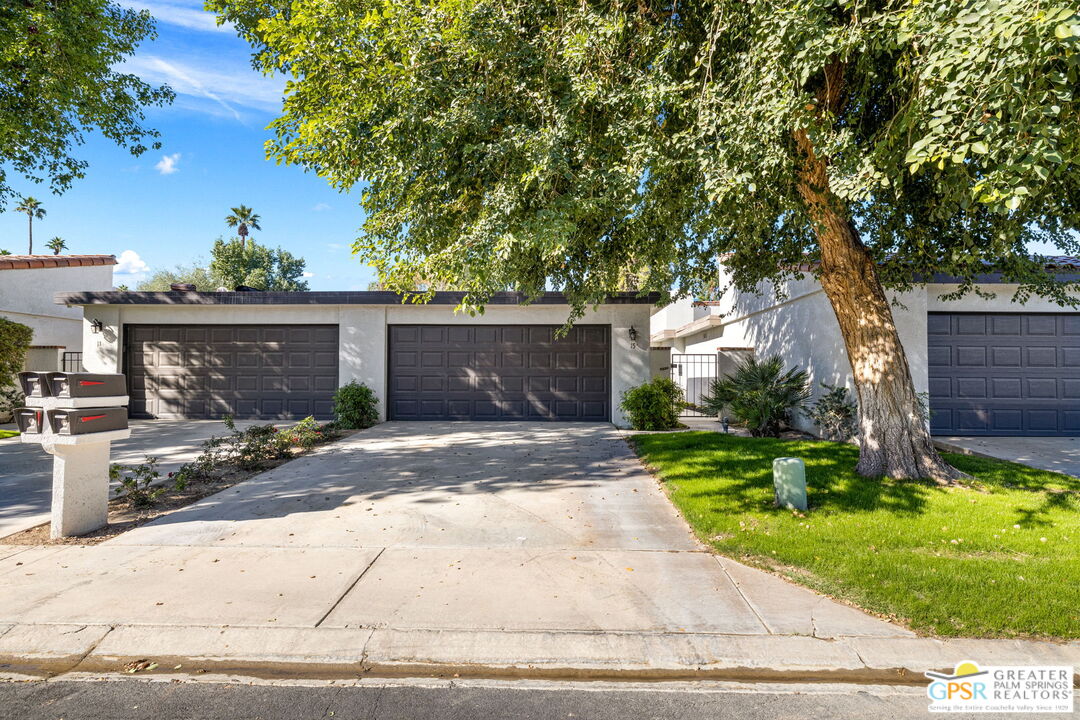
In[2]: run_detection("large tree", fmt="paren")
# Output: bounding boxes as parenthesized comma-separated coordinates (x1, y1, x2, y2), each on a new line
(209, 237, 309, 291)
(0, 0, 173, 209)
(210, 0, 1080, 480)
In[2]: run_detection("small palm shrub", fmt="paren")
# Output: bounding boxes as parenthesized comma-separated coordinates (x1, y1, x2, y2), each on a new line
(332, 381, 380, 429)
(619, 377, 684, 430)
(700, 355, 811, 437)
(804, 382, 858, 441)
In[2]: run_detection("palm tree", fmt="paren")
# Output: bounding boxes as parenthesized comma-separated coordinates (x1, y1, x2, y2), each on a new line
(46, 236, 68, 255)
(15, 196, 45, 254)
(225, 205, 261, 248)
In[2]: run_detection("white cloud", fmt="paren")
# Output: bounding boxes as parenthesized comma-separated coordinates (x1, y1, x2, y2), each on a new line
(118, 55, 284, 120)
(312, 202, 332, 212)
(116, 0, 233, 33)
(114, 250, 150, 276)
(155, 152, 181, 175)
(302, 272, 315, 278)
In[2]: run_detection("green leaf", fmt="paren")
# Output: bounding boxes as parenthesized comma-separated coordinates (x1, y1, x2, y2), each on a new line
(971, 142, 990, 154)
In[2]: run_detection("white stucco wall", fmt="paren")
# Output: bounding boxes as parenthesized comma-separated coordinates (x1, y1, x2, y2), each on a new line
(78, 301, 652, 427)
(662, 275, 1080, 435)
(670, 274, 928, 434)
(0, 264, 114, 367)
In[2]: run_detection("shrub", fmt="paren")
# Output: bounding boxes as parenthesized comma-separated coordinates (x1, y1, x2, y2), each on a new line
(278, 415, 323, 449)
(804, 382, 858, 441)
(700, 355, 811, 437)
(333, 381, 379, 429)
(111, 457, 165, 508)
(619, 377, 684, 430)
(0, 317, 32, 380)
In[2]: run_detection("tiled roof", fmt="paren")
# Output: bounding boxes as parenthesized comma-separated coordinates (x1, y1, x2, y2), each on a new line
(0, 255, 117, 271)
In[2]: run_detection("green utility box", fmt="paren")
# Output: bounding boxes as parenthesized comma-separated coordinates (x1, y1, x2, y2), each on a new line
(772, 457, 807, 511)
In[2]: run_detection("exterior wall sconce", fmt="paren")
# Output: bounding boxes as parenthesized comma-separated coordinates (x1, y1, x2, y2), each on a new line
(628, 326, 639, 348)
(90, 319, 104, 334)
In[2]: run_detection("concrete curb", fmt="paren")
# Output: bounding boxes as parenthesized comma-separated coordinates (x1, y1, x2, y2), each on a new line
(1, 624, 1077, 685)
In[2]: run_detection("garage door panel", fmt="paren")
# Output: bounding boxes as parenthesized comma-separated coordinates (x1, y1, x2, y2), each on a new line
(126, 324, 338, 420)
(928, 312, 1079, 436)
(389, 324, 610, 422)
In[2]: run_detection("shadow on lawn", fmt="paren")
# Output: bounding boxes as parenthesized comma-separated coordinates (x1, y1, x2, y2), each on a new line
(633, 432, 938, 516)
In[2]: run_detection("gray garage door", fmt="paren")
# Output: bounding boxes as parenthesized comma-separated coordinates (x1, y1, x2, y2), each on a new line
(125, 324, 338, 420)
(388, 324, 610, 421)
(928, 313, 1080, 436)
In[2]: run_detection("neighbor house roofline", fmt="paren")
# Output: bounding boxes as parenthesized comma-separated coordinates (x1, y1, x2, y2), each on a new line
(0, 254, 117, 271)
(55, 290, 662, 307)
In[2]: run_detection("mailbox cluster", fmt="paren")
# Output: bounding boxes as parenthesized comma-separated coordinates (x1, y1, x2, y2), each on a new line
(16, 372, 131, 539)
(16, 372, 129, 435)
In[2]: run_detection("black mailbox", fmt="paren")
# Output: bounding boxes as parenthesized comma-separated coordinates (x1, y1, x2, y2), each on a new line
(45, 373, 126, 399)
(14, 408, 45, 434)
(46, 407, 129, 435)
(18, 371, 51, 398)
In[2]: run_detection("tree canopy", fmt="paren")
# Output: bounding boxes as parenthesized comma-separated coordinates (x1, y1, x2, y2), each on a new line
(210, 237, 309, 291)
(210, 0, 1080, 479)
(210, 0, 1079, 312)
(136, 259, 225, 291)
(0, 0, 173, 209)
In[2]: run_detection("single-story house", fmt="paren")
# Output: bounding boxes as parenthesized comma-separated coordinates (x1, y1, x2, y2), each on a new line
(652, 258, 1080, 437)
(1, 254, 117, 371)
(56, 290, 654, 427)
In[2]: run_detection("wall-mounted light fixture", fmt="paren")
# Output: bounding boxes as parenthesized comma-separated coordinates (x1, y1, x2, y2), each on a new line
(90, 319, 104, 334)
(628, 326, 639, 348)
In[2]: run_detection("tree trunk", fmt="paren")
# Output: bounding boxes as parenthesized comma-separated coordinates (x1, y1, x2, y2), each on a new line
(793, 101, 963, 481)
(27, 216, 32, 255)
(812, 206, 963, 481)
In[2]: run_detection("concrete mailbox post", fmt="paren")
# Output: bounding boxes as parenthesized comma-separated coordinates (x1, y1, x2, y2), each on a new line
(16, 371, 130, 539)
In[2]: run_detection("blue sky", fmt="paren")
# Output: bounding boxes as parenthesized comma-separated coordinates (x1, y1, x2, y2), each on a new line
(0, 0, 374, 290)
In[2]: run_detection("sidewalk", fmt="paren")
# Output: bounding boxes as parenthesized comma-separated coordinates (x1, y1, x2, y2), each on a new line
(1, 423, 1076, 683)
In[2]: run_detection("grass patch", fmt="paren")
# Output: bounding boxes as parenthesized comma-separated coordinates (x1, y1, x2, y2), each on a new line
(0, 429, 19, 439)
(630, 432, 1080, 639)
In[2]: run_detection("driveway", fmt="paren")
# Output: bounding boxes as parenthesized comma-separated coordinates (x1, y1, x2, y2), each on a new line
(936, 436, 1080, 478)
(0, 419, 255, 539)
(2, 422, 908, 639)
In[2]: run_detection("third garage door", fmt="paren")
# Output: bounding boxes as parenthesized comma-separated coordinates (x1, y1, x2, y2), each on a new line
(928, 312, 1080, 436)
(388, 324, 610, 421)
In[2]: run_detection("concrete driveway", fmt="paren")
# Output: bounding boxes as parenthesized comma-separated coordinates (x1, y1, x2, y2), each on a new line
(2, 422, 907, 639)
(0, 419, 255, 539)
(936, 436, 1080, 478)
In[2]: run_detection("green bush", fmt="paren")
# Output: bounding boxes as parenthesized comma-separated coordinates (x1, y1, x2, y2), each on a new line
(700, 355, 811, 437)
(804, 382, 858, 441)
(277, 415, 324, 449)
(0, 316, 32, 379)
(111, 457, 165, 508)
(619, 377, 684, 430)
(332, 381, 379, 429)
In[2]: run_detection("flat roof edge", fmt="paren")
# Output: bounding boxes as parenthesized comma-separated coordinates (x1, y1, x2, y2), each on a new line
(55, 290, 661, 307)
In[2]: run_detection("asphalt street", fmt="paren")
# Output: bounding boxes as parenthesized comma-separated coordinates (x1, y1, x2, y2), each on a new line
(0, 677, 1049, 720)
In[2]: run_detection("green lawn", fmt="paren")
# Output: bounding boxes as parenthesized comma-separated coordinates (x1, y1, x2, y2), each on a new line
(0, 429, 18, 439)
(630, 432, 1080, 639)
